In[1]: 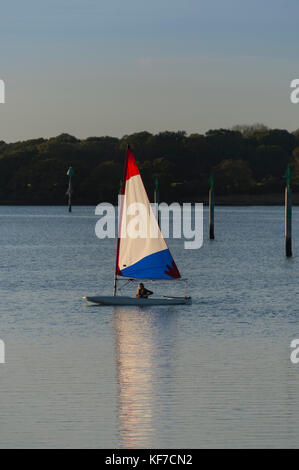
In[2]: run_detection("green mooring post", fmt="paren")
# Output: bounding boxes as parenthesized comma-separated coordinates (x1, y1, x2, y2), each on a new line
(154, 177, 160, 226)
(208, 172, 215, 239)
(67, 166, 74, 212)
(285, 166, 292, 257)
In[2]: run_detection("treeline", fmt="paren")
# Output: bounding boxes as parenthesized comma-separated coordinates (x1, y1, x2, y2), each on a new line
(0, 124, 299, 204)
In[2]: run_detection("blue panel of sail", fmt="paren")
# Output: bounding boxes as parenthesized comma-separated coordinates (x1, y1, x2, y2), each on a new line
(119, 249, 180, 280)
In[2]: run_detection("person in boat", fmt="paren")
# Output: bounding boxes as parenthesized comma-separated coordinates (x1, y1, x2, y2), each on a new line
(136, 283, 153, 299)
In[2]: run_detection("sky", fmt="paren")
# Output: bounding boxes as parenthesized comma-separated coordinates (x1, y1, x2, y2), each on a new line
(0, 0, 299, 142)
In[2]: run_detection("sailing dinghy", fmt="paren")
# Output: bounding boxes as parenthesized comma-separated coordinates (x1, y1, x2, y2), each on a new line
(83, 146, 191, 306)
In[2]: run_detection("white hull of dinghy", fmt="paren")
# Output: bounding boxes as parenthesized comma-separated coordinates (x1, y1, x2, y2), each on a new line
(82, 295, 192, 306)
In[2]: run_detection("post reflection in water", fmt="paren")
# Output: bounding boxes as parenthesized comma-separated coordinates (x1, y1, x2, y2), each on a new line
(113, 307, 178, 449)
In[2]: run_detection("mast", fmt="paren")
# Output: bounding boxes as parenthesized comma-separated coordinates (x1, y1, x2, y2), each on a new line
(154, 177, 160, 227)
(113, 146, 129, 295)
(113, 275, 117, 296)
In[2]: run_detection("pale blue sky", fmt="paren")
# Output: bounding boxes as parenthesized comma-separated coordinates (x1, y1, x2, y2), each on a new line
(0, 0, 299, 142)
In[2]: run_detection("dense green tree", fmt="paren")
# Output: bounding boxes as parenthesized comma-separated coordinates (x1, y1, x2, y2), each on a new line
(250, 145, 289, 178)
(215, 159, 255, 194)
(0, 126, 296, 203)
(292, 147, 299, 188)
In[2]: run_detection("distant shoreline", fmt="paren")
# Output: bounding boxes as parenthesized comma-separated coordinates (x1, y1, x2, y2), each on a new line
(0, 193, 298, 206)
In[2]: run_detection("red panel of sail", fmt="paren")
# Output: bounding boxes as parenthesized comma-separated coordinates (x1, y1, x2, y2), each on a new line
(125, 147, 140, 180)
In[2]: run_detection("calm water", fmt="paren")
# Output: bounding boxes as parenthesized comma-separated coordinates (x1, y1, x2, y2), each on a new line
(0, 205, 298, 449)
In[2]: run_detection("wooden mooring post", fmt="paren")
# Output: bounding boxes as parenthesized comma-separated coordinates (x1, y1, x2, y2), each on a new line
(208, 172, 215, 239)
(285, 165, 292, 257)
(66, 166, 74, 212)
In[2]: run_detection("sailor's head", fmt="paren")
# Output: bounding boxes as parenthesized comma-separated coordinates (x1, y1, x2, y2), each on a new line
(139, 283, 144, 288)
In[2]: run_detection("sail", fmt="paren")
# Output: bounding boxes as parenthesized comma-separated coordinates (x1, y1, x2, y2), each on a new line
(116, 147, 181, 280)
